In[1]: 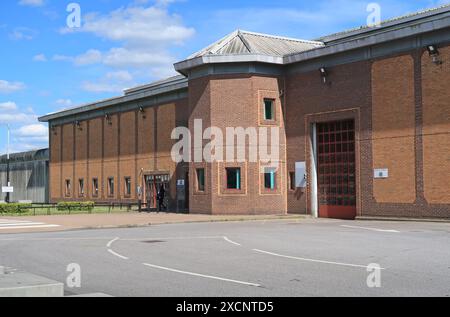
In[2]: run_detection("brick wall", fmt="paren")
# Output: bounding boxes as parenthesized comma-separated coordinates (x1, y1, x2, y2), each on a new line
(50, 98, 188, 206)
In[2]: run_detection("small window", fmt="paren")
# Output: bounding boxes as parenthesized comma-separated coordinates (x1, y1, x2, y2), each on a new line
(264, 168, 276, 190)
(226, 168, 241, 190)
(108, 177, 114, 196)
(196, 169, 205, 192)
(92, 178, 99, 197)
(289, 172, 296, 191)
(124, 177, 131, 196)
(78, 179, 85, 197)
(263, 99, 274, 121)
(65, 179, 71, 197)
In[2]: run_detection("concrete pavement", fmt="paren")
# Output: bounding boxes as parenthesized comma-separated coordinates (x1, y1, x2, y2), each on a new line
(0, 218, 449, 297)
(0, 212, 304, 234)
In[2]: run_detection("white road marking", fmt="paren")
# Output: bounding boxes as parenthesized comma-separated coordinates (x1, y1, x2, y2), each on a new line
(121, 236, 224, 241)
(142, 263, 260, 287)
(0, 222, 46, 227)
(0, 224, 60, 230)
(107, 249, 129, 260)
(253, 249, 385, 270)
(223, 236, 241, 246)
(0, 219, 60, 230)
(341, 225, 400, 233)
(0, 219, 31, 224)
(107, 237, 119, 248)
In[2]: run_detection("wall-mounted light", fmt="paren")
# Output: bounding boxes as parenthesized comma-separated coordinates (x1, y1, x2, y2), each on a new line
(139, 106, 146, 119)
(427, 45, 442, 65)
(319, 67, 328, 84)
(105, 114, 112, 125)
(75, 121, 82, 130)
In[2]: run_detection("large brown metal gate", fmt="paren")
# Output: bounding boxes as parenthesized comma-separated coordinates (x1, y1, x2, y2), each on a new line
(317, 120, 356, 219)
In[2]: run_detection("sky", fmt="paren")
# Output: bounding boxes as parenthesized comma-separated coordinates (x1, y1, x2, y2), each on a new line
(0, 0, 448, 154)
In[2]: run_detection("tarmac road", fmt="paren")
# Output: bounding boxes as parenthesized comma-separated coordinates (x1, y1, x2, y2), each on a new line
(0, 218, 449, 297)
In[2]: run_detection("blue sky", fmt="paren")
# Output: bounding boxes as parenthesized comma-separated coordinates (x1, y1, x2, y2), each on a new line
(0, 0, 448, 154)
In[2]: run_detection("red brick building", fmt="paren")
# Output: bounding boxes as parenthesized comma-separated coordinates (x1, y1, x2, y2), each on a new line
(39, 6, 450, 219)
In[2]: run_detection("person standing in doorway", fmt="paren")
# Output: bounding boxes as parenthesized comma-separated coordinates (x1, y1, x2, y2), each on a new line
(157, 185, 166, 212)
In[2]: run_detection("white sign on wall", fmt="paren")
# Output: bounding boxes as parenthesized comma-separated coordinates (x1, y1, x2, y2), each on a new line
(374, 169, 389, 179)
(2, 186, 13, 193)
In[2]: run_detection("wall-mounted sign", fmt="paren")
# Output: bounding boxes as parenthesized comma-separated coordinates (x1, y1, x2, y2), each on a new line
(295, 162, 307, 188)
(2, 186, 13, 193)
(374, 169, 389, 179)
(177, 179, 185, 187)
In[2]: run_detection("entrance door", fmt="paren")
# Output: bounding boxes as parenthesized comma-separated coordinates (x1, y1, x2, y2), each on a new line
(317, 120, 356, 219)
(144, 174, 170, 211)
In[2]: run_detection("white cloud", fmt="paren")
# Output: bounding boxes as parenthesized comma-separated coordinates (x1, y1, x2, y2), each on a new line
(0, 102, 18, 112)
(33, 54, 47, 62)
(0, 80, 26, 94)
(13, 124, 47, 138)
(105, 71, 133, 82)
(18, 0, 45, 7)
(55, 99, 73, 107)
(9, 27, 37, 40)
(82, 70, 135, 94)
(6, 124, 49, 153)
(0, 101, 37, 124)
(57, 3, 194, 77)
(74, 49, 103, 66)
(64, 6, 194, 44)
(0, 113, 37, 124)
(103, 47, 174, 68)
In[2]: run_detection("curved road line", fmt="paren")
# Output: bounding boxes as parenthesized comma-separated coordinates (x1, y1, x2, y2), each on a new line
(142, 263, 260, 287)
(223, 236, 241, 246)
(106, 237, 129, 260)
(253, 249, 385, 270)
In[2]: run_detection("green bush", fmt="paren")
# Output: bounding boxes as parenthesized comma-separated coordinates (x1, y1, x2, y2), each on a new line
(57, 201, 95, 212)
(0, 203, 32, 214)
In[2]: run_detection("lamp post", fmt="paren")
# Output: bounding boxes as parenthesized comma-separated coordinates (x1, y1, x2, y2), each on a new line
(5, 124, 10, 203)
(1, 124, 11, 203)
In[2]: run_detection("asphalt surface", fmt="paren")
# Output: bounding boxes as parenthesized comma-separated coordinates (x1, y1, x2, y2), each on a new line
(0, 218, 449, 297)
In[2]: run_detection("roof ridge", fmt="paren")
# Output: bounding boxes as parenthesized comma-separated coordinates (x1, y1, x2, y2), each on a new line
(239, 30, 324, 45)
(318, 3, 450, 41)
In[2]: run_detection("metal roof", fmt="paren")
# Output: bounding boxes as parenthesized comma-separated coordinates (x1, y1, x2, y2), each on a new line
(189, 30, 324, 59)
(318, 3, 450, 44)
(0, 148, 49, 164)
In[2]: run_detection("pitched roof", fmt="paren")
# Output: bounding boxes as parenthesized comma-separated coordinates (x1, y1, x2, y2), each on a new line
(189, 30, 324, 59)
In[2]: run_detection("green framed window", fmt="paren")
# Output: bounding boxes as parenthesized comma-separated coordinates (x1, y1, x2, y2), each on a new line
(124, 177, 132, 196)
(108, 177, 114, 196)
(92, 178, 99, 197)
(264, 168, 276, 190)
(264, 99, 274, 120)
(78, 179, 85, 196)
(226, 168, 241, 190)
(196, 168, 205, 191)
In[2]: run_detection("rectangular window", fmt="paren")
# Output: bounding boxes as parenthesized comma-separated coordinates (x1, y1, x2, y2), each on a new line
(92, 178, 99, 197)
(196, 169, 205, 192)
(226, 168, 241, 190)
(264, 99, 274, 121)
(289, 172, 295, 191)
(124, 177, 131, 196)
(65, 179, 71, 197)
(264, 168, 276, 190)
(108, 177, 114, 197)
(78, 179, 84, 196)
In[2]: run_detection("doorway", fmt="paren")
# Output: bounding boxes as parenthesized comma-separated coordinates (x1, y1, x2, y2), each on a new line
(316, 120, 356, 219)
(143, 173, 170, 211)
